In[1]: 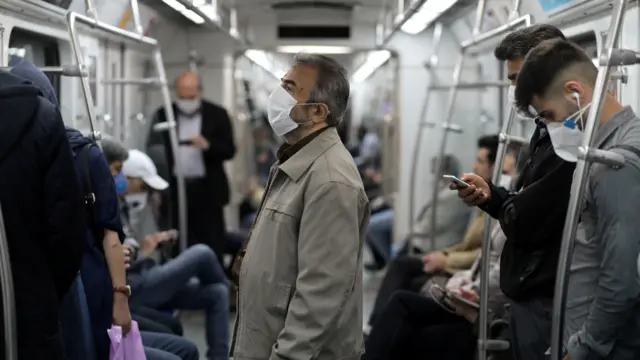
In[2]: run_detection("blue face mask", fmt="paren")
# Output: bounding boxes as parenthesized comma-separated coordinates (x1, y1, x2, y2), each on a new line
(113, 172, 129, 196)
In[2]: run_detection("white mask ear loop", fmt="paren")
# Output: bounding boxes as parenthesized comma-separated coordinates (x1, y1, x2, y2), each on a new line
(571, 92, 585, 128)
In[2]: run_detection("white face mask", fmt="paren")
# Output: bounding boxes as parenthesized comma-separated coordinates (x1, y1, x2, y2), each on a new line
(125, 192, 149, 215)
(508, 85, 538, 119)
(175, 99, 201, 116)
(267, 86, 301, 137)
(547, 102, 592, 162)
(499, 174, 513, 190)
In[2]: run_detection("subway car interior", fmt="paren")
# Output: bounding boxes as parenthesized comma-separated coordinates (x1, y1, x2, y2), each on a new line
(0, 0, 639, 359)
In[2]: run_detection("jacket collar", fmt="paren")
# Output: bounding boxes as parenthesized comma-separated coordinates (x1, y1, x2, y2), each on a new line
(593, 106, 635, 149)
(277, 127, 340, 182)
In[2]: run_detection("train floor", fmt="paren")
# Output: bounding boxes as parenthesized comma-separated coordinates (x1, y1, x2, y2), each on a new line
(180, 251, 383, 359)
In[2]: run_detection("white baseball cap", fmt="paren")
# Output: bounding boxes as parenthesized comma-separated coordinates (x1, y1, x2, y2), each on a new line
(122, 149, 169, 191)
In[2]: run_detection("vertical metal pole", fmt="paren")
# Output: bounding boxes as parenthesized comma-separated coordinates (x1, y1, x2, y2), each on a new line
(550, 2, 627, 359)
(130, 0, 144, 36)
(66, 13, 101, 142)
(430, 0, 486, 253)
(477, 108, 516, 360)
(408, 22, 442, 253)
(188, 50, 199, 73)
(0, 204, 17, 360)
(509, 0, 523, 19)
(0, 26, 5, 67)
(84, 0, 98, 21)
(153, 48, 189, 252)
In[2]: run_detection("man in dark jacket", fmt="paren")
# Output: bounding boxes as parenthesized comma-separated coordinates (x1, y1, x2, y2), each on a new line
(148, 72, 236, 261)
(10, 59, 132, 360)
(451, 24, 574, 360)
(0, 69, 85, 359)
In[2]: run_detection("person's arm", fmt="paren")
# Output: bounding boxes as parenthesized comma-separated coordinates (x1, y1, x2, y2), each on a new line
(89, 148, 131, 329)
(478, 183, 512, 219)
(203, 106, 236, 161)
(43, 108, 86, 299)
(270, 182, 368, 360)
(444, 248, 481, 272)
(567, 163, 640, 360)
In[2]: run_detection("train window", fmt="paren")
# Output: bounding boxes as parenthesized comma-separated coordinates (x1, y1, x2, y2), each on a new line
(9, 28, 61, 102)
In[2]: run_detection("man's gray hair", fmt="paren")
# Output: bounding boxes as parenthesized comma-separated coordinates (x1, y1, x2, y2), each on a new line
(101, 136, 129, 164)
(292, 53, 350, 126)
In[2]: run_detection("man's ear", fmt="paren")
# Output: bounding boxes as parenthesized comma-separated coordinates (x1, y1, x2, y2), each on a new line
(563, 80, 584, 105)
(312, 104, 330, 121)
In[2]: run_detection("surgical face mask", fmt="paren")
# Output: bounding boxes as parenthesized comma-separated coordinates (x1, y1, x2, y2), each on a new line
(124, 192, 149, 214)
(267, 86, 326, 137)
(498, 174, 513, 190)
(508, 85, 538, 119)
(114, 172, 129, 196)
(175, 98, 201, 116)
(546, 100, 592, 163)
(267, 86, 301, 137)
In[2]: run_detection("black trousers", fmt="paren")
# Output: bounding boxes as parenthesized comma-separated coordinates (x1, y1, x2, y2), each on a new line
(509, 297, 553, 360)
(364, 291, 476, 360)
(130, 305, 183, 336)
(368, 256, 433, 326)
(185, 179, 226, 264)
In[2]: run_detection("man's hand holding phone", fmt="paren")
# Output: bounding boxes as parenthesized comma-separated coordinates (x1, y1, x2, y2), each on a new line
(447, 173, 491, 206)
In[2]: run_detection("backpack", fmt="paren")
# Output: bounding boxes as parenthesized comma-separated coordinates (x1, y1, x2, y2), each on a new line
(72, 142, 113, 360)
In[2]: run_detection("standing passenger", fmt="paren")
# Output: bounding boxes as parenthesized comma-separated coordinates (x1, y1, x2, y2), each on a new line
(451, 24, 573, 360)
(148, 72, 236, 261)
(11, 61, 133, 360)
(0, 68, 85, 359)
(515, 38, 640, 360)
(231, 53, 370, 360)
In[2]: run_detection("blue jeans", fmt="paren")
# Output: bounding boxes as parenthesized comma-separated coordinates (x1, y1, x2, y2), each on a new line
(365, 209, 394, 267)
(130, 244, 229, 360)
(142, 331, 199, 360)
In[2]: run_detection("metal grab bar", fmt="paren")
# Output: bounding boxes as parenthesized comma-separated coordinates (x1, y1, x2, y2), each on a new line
(473, 1, 526, 359)
(430, 0, 488, 260)
(100, 78, 164, 86)
(550, 2, 628, 359)
(0, 203, 17, 360)
(407, 22, 443, 253)
(67, 0, 189, 252)
(0, 65, 88, 77)
(430, 82, 511, 90)
(477, 108, 517, 358)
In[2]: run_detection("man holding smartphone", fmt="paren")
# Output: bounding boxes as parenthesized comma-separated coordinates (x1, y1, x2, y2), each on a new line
(451, 25, 574, 360)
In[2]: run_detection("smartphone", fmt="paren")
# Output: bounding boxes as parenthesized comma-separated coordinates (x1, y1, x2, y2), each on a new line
(443, 175, 470, 189)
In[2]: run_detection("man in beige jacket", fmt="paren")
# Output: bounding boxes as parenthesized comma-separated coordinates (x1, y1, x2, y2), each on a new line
(231, 53, 370, 360)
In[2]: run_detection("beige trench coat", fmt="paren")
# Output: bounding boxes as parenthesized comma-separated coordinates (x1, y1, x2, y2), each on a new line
(231, 127, 371, 360)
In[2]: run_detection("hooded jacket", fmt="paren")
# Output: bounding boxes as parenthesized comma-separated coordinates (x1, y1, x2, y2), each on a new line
(0, 67, 86, 359)
(12, 60, 126, 360)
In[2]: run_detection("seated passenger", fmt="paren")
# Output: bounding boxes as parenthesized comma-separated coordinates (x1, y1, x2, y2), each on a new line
(362, 155, 520, 360)
(364, 154, 469, 271)
(111, 146, 230, 360)
(0, 61, 85, 360)
(10, 60, 132, 360)
(514, 38, 640, 360)
(365, 135, 499, 330)
(363, 221, 509, 360)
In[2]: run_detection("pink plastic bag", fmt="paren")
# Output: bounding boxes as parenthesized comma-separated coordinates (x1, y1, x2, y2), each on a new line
(107, 321, 147, 360)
